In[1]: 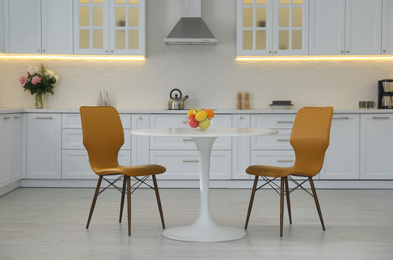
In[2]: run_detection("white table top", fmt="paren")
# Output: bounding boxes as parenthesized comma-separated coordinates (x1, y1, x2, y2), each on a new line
(131, 127, 278, 137)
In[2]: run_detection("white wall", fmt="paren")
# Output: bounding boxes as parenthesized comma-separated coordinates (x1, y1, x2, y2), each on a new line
(0, 0, 392, 110)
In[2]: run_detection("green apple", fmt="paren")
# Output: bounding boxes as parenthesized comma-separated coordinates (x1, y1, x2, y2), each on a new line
(198, 118, 211, 129)
(193, 108, 202, 115)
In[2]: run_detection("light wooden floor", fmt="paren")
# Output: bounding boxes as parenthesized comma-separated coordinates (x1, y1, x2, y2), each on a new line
(0, 187, 392, 260)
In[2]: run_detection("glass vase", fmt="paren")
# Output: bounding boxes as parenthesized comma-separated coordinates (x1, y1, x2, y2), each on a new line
(35, 94, 43, 109)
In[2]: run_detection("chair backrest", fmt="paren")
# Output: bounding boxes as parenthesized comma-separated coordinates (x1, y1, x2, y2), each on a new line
(80, 106, 124, 172)
(290, 107, 334, 175)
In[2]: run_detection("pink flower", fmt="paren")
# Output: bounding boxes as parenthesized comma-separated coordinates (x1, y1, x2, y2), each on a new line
(31, 76, 41, 85)
(19, 75, 27, 85)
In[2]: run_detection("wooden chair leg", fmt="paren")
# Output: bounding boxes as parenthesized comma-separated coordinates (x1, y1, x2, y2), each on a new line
(280, 177, 285, 237)
(86, 176, 103, 229)
(285, 176, 292, 224)
(126, 176, 131, 236)
(245, 176, 259, 229)
(119, 176, 126, 223)
(309, 177, 325, 231)
(152, 175, 165, 229)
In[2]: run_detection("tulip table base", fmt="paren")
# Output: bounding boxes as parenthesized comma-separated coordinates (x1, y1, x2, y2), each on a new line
(163, 136, 246, 242)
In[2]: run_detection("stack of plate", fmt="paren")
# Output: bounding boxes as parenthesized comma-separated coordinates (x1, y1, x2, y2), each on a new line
(269, 100, 294, 110)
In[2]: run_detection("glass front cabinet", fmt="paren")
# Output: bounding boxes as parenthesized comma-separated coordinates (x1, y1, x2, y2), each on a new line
(74, 0, 145, 55)
(237, 0, 308, 56)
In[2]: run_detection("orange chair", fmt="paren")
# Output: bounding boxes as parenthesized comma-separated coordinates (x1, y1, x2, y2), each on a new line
(244, 107, 333, 237)
(80, 106, 166, 236)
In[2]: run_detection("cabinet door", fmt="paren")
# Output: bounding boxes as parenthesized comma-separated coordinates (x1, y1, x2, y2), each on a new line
(131, 114, 150, 165)
(236, 0, 274, 56)
(382, 0, 393, 54)
(273, 0, 309, 56)
(27, 114, 61, 179)
(345, 0, 382, 55)
(0, 0, 5, 53)
(109, 0, 145, 55)
(0, 114, 22, 188)
(8, 0, 41, 54)
(309, 0, 345, 55)
(321, 114, 360, 179)
(360, 114, 393, 179)
(41, 0, 73, 54)
(74, 0, 110, 55)
(232, 115, 251, 179)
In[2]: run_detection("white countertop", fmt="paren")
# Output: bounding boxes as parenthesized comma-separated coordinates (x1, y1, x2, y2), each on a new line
(1, 108, 393, 114)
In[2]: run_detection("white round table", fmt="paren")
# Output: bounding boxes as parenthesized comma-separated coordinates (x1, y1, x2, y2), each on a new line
(131, 127, 278, 242)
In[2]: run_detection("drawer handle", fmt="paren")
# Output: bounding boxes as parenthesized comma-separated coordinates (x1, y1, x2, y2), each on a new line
(183, 121, 187, 124)
(333, 117, 349, 120)
(372, 117, 389, 120)
(277, 139, 290, 142)
(277, 160, 294, 163)
(183, 139, 194, 142)
(14, 116, 21, 119)
(277, 121, 293, 124)
(35, 116, 53, 119)
(183, 160, 199, 163)
(3, 116, 11, 119)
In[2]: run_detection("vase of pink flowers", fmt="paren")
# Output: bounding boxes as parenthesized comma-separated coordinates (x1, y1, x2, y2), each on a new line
(19, 64, 59, 109)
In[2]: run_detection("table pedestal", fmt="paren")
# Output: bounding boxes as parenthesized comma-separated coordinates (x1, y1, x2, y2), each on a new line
(162, 136, 247, 242)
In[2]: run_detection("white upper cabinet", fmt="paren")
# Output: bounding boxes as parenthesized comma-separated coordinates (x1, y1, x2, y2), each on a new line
(310, 0, 382, 55)
(382, 0, 393, 54)
(345, 0, 382, 55)
(309, 0, 345, 55)
(0, 0, 5, 53)
(74, 0, 145, 55)
(7, 0, 73, 54)
(237, 0, 309, 56)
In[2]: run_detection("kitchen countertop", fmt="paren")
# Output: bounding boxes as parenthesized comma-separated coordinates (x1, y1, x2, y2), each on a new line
(1, 108, 393, 114)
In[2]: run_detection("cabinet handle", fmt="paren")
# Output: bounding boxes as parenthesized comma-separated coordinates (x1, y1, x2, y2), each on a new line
(183, 139, 194, 142)
(183, 160, 199, 163)
(13, 116, 21, 119)
(277, 160, 294, 163)
(42, 49, 46, 53)
(3, 116, 11, 119)
(346, 50, 350, 53)
(277, 121, 293, 124)
(333, 117, 349, 120)
(277, 139, 290, 142)
(383, 50, 386, 53)
(240, 116, 244, 120)
(37, 49, 40, 53)
(35, 116, 53, 119)
(183, 121, 187, 124)
(341, 50, 344, 54)
(111, 50, 114, 53)
(372, 116, 389, 120)
(138, 116, 143, 120)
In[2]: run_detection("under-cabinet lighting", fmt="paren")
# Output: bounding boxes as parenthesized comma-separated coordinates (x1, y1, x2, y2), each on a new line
(235, 56, 393, 60)
(236, 56, 393, 61)
(0, 54, 146, 61)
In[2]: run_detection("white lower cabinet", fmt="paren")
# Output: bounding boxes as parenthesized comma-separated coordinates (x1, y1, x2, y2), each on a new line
(320, 114, 360, 179)
(0, 114, 23, 188)
(232, 114, 251, 179)
(131, 114, 150, 166)
(360, 114, 393, 179)
(26, 114, 61, 179)
(149, 114, 232, 179)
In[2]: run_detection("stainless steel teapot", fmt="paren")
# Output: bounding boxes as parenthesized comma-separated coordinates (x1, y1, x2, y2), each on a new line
(168, 88, 189, 110)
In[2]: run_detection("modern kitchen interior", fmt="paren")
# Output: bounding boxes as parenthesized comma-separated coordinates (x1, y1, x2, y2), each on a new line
(1, 0, 393, 259)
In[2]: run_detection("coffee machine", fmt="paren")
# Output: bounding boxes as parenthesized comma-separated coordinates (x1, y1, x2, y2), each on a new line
(378, 79, 393, 109)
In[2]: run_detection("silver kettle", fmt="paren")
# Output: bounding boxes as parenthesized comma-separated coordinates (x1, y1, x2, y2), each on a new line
(168, 88, 189, 110)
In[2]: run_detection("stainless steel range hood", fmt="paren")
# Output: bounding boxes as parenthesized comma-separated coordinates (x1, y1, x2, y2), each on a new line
(164, 0, 217, 45)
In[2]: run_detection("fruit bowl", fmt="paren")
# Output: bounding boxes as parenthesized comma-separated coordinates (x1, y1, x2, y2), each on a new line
(187, 108, 215, 130)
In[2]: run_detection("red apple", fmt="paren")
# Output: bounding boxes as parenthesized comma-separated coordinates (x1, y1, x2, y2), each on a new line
(187, 115, 199, 128)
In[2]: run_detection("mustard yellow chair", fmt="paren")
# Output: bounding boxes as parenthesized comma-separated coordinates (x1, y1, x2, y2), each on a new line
(80, 106, 166, 236)
(244, 107, 333, 237)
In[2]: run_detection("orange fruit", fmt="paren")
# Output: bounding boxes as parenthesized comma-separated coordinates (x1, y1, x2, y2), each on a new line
(204, 109, 214, 118)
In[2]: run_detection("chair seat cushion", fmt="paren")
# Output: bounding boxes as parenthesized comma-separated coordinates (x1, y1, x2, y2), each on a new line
(246, 165, 317, 178)
(93, 164, 166, 177)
